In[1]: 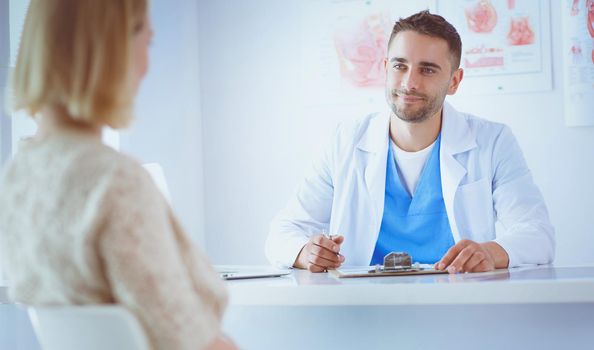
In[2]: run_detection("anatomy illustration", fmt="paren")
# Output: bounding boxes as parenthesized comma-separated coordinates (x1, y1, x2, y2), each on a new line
(572, 0, 580, 16)
(464, 0, 498, 33)
(333, 13, 389, 87)
(570, 42, 583, 64)
(570, 0, 594, 63)
(507, 17, 535, 45)
(586, 0, 594, 38)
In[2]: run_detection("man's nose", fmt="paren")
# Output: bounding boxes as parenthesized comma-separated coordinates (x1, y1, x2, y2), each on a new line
(400, 70, 420, 91)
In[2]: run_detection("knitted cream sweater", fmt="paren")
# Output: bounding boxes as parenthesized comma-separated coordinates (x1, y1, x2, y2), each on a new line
(0, 130, 227, 350)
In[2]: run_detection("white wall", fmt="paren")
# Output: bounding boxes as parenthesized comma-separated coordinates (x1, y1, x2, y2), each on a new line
(0, 0, 10, 165)
(0, 0, 9, 284)
(198, 0, 334, 263)
(198, 0, 594, 265)
(120, 0, 207, 246)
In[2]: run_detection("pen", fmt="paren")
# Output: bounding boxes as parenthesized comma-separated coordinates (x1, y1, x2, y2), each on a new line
(322, 228, 334, 241)
(322, 229, 338, 272)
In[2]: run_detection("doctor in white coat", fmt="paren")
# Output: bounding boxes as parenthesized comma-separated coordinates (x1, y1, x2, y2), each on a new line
(266, 10, 554, 273)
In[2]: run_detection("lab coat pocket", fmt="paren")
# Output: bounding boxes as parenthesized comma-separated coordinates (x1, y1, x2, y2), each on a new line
(455, 178, 494, 239)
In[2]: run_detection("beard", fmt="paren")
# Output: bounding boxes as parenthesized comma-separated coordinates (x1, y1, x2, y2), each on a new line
(386, 86, 447, 124)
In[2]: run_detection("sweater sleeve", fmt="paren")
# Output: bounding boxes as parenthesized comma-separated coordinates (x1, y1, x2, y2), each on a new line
(97, 159, 225, 350)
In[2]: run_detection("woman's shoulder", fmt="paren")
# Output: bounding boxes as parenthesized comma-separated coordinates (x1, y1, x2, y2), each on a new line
(72, 143, 166, 223)
(58, 140, 150, 186)
(85, 144, 156, 196)
(0, 136, 161, 211)
(37, 137, 158, 203)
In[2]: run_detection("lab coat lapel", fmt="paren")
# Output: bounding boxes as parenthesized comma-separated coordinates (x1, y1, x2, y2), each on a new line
(440, 102, 477, 242)
(356, 112, 390, 238)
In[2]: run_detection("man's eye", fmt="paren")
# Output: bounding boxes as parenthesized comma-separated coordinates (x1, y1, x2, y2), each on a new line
(421, 68, 435, 74)
(393, 64, 406, 70)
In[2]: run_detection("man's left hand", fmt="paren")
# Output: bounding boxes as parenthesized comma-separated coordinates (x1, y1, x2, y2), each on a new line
(435, 239, 509, 274)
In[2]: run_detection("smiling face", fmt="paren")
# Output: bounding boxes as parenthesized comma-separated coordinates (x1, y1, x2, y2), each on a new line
(385, 30, 462, 124)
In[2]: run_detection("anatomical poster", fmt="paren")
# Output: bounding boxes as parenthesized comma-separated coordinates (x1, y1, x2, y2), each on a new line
(436, 0, 552, 94)
(301, 0, 436, 107)
(562, 0, 594, 127)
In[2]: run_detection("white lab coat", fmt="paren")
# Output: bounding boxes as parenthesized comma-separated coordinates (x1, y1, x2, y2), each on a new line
(265, 102, 555, 268)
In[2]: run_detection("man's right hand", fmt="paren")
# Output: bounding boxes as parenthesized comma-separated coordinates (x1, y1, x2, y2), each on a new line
(293, 234, 345, 272)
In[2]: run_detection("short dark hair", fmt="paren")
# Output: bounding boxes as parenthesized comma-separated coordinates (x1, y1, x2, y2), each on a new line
(388, 10, 462, 72)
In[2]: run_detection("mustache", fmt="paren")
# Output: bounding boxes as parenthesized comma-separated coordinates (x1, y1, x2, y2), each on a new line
(391, 89, 426, 99)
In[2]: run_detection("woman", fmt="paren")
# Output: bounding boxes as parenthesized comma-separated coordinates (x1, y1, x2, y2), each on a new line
(0, 1, 236, 349)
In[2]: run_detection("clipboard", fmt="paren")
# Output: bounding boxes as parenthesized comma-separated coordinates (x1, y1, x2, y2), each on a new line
(328, 266, 447, 278)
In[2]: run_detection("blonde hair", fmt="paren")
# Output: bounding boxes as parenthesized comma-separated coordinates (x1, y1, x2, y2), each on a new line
(11, 0, 148, 128)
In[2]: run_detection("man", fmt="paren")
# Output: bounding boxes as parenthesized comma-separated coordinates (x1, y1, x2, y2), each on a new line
(265, 11, 554, 273)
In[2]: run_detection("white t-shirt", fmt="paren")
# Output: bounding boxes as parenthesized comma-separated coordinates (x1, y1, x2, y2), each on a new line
(391, 139, 437, 196)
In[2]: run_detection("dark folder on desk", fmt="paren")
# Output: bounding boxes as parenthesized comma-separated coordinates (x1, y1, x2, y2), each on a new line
(329, 266, 447, 278)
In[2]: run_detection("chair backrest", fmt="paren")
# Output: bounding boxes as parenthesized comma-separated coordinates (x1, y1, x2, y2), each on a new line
(28, 305, 150, 350)
(143, 162, 172, 203)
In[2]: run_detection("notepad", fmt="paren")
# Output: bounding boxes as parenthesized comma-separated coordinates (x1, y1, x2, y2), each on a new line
(328, 265, 447, 278)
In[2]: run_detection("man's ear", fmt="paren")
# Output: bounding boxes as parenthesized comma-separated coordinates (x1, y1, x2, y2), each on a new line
(383, 57, 388, 71)
(447, 68, 464, 95)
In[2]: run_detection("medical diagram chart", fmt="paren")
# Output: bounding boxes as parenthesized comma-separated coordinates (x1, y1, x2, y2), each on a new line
(562, 0, 594, 127)
(300, 0, 436, 108)
(436, 0, 552, 94)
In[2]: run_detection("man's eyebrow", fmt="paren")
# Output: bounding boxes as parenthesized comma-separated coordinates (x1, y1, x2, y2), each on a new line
(388, 57, 442, 71)
(389, 57, 407, 63)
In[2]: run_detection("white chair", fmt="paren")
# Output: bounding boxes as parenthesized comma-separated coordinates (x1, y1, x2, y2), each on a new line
(28, 305, 150, 350)
(143, 162, 172, 203)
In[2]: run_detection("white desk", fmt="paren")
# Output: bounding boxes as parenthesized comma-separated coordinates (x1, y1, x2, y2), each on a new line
(2, 266, 593, 350)
(222, 265, 594, 350)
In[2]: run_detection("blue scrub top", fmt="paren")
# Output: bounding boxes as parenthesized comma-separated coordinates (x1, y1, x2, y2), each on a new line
(370, 134, 455, 265)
